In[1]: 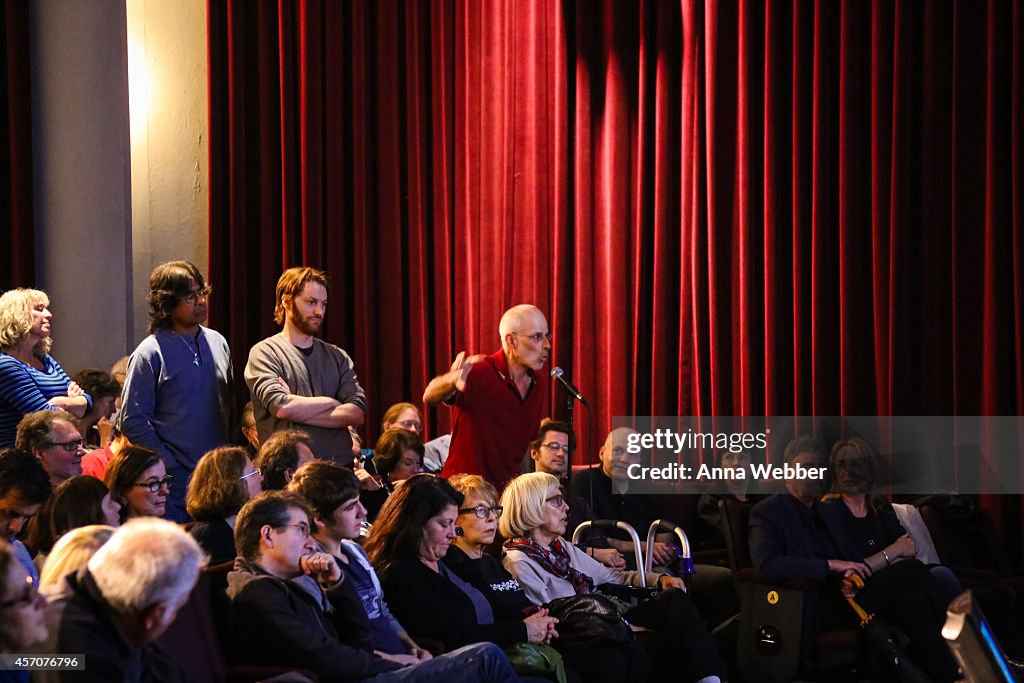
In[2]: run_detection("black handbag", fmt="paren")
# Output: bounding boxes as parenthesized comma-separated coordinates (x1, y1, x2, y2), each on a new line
(545, 593, 634, 652)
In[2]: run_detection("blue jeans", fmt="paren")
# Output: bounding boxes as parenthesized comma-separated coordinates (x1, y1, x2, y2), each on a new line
(363, 642, 520, 683)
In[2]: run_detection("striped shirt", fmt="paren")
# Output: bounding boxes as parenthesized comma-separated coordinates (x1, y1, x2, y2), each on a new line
(0, 353, 90, 447)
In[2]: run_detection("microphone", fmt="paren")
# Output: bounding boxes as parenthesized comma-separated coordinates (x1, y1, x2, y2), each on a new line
(551, 367, 588, 405)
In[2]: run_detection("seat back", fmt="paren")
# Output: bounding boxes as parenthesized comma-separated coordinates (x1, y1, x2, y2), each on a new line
(720, 498, 755, 575)
(158, 568, 227, 683)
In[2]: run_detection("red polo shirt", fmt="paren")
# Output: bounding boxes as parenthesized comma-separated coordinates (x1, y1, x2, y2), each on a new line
(440, 349, 546, 489)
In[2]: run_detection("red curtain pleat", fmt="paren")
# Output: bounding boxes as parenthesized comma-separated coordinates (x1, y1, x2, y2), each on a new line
(1, 0, 35, 291)
(207, 0, 1024, 553)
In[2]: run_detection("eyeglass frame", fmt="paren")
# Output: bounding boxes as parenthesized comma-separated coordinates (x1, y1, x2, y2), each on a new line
(458, 504, 503, 519)
(277, 522, 311, 538)
(133, 475, 174, 493)
(45, 438, 84, 453)
(514, 332, 553, 344)
(540, 441, 571, 454)
(395, 419, 423, 432)
(544, 494, 566, 508)
(0, 574, 38, 609)
(240, 468, 262, 481)
(182, 286, 213, 304)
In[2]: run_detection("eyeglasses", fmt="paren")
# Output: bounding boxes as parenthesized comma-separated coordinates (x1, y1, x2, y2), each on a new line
(1, 507, 35, 525)
(182, 286, 213, 304)
(545, 494, 566, 508)
(458, 505, 503, 519)
(134, 475, 174, 493)
(0, 575, 38, 609)
(396, 419, 423, 433)
(515, 332, 553, 344)
(541, 442, 570, 453)
(240, 468, 262, 481)
(46, 438, 84, 452)
(278, 522, 311, 538)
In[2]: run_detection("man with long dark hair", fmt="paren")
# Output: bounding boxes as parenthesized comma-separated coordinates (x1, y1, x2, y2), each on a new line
(119, 261, 234, 521)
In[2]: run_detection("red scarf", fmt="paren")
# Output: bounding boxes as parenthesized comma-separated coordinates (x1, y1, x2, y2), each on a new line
(504, 536, 595, 595)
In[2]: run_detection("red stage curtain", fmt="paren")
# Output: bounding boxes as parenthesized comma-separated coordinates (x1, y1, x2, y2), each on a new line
(1, 0, 35, 291)
(208, 0, 1022, 547)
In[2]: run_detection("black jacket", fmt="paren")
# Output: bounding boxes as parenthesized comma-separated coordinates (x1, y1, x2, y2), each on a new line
(224, 558, 401, 682)
(189, 518, 236, 565)
(378, 556, 526, 651)
(443, 545, 535, 622)
(38, 570, 185, 683)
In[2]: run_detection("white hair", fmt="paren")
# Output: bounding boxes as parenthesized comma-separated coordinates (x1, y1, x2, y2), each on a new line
(88, 518, 207, 613)
(498, 304, 544, 347)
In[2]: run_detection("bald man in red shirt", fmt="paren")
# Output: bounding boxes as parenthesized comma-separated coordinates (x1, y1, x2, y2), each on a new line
(424, 305, 550, 489)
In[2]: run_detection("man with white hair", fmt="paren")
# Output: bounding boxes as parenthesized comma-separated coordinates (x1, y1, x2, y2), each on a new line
(424, 304, 550, 488)
(39, 518, 205, 682)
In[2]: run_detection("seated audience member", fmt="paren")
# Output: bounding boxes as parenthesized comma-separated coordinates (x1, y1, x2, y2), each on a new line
(104, 446, 170, 522)
(287, 461, 431, 658)
(0, 288, 92, 449)
(186, 446, 263, 563)
(570, 427, 679, 565)
(81, 426, 129, 481)
(39, 525, 115, 589)
(502, 472, 726, 683)
(821, 437, 961, 601)
(254, 429, 315, 491)
(0, 449, 51, 582)
(226, 490, 519, 682)
(38, 519, 204, 682)
(240, 401, 259, 453)
(362, 429, 425, 523)
(748, 436, 958, 682)
(16, 411, 87, 487)
(529, 421, 621, 569)
(365, 474, 560, 655)
(70, 369, 120, 449)
(108, 356, 130, 387)
(381, 402, 451, 474)
(27, 476, 120, 566)
(449, 474, 647, 683)
(0, 540, 48, 680)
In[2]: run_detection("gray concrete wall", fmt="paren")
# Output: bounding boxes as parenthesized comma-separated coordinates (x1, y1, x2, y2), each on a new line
(30, 0, 134, 375)
(29, 0, 209, 375)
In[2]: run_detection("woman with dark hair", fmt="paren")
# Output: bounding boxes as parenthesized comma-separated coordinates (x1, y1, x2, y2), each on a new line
(186, 446, 263, 563)
(0, 288, 92, 448)
(104, 445, 170, 522)
(0, 541, 48, 681)
(365, 474, 559, 655)
(362, 429, 425, 522)
(27, 476, 120, 563)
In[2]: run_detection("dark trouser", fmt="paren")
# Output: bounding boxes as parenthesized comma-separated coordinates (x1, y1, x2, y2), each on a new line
(625, 589, 727, 682)
(362, 642, 519, 683)
(560, 639, 651, 683)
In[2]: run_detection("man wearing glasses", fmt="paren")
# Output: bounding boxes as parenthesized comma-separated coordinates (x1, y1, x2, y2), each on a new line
(120, 261, 234, 522)
(16, 410, 87, 486)
(245, 267, 366, 465)
(425, 304, 549, 489)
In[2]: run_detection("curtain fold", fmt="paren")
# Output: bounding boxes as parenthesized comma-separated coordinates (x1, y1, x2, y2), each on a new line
(1, 0, 34, 291)
(207, 0, 1022, 548)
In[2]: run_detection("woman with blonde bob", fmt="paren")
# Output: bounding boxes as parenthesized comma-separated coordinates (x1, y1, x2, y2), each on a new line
(39, 525, 115, 589)
(500, 472, 726, 683)
(186, 446, 263, 563)
(0, 288, 92, 448)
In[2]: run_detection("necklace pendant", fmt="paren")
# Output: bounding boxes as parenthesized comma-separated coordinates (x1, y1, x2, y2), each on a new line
(193, 354, 200, 367)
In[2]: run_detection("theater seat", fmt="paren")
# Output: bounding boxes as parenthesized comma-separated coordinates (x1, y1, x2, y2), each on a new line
(720, 498, 863, 683)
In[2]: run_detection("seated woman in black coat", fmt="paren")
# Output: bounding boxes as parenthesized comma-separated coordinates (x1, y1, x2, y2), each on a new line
(749, 436, 958, 682)
(363, 474, 559, 655)
(186, 446, 263, 563)
(447, 474, 649, 683)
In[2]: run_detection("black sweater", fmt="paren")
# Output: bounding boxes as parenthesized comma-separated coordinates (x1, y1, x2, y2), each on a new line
(378, 556, 527, 651)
